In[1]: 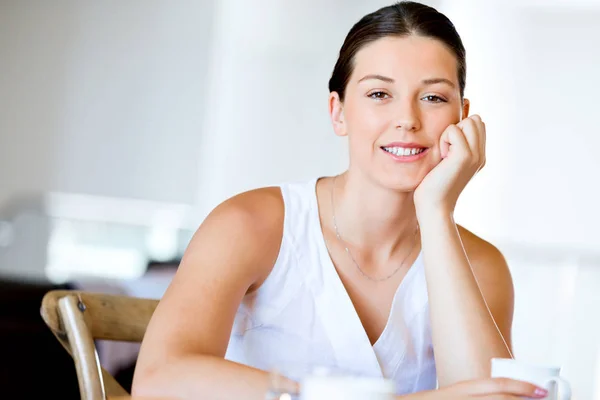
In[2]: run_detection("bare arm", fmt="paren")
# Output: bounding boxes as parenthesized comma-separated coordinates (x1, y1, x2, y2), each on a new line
(419, 214, 514, 387)
(132, 188, 294, 400)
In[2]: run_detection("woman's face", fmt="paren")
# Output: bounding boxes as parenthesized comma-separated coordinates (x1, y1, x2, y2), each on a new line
(330, 35, 469, 191)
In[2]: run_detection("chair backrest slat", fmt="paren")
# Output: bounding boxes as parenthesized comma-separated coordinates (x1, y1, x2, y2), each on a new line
(41, 290, 159, 341)
(58, 295, 105, 400)
(40, 290, 159, 399)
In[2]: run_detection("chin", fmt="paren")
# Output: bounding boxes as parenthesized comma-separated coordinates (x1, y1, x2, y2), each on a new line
(377, 174, 423, 193)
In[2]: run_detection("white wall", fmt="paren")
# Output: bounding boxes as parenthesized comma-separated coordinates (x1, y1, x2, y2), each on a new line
(503, 7, 600, 251)
(0, 0, 214, 207)
(444, 2, 600, 251)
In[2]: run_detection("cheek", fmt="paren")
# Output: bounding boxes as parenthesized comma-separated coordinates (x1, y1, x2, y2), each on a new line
(346, 103, 391, 140)
(423, 110, 459, 142)
(422, 113, 457, 163)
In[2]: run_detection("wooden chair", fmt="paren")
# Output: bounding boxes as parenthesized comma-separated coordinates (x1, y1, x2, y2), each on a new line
(40, 290, 159, 400)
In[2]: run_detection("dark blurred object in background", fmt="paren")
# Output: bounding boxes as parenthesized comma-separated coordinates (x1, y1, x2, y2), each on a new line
(0, 278, 80, 399)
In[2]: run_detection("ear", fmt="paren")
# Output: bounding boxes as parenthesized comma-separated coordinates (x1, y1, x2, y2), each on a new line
(329, 91, 347, 137)
(461, 98, 471, 120)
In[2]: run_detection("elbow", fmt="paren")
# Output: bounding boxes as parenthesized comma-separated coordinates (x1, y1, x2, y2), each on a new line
(131, 356, 210, 399)
(131, 367, 164, 398)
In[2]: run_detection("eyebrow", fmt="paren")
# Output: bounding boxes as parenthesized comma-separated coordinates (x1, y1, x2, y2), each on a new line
(357, 74, 456, 88)
(358, 74, 395, 84)
(422, 78, 456, 88)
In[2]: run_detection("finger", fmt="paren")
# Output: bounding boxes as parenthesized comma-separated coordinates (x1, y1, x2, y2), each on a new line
(439, 124, 470, 160)
(457, 116, 480, 156)
(458, 116, 485, 170)
(473, 115, 487, 167)
(472, 116, 486, 172)
(439, 128, 450, 159)
(464, 378, 548, 398)
(469, 114, 486, 155)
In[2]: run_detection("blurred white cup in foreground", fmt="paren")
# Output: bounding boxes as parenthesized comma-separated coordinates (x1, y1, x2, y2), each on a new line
(491, 358, 571, 400)
(300, 372, 395, 400)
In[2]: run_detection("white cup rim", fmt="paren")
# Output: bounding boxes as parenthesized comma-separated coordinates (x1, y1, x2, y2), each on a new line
(491, 357, 562, 372)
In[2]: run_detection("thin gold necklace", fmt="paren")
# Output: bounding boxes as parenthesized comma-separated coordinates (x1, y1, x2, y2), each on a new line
(330, 175, 420, 282)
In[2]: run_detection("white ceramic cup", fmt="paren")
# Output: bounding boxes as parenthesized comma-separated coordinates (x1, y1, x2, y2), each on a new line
(491, 358, 571, 400)
(300, 372, 395, 400)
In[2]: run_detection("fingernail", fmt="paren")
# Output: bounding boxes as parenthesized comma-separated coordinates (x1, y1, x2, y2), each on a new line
(534, 387, 548, 397)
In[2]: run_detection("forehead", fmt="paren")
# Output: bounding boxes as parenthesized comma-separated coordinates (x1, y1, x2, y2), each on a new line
(350, 35, 458, 83)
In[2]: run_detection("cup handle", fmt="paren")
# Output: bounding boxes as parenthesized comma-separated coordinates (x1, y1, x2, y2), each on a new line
(545, 376, 571, 400)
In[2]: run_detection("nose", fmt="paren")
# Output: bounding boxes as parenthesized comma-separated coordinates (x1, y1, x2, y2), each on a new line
(395, 97, 421, 132)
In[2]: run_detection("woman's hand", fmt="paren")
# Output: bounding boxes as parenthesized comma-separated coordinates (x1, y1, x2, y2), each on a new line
(402, 378, 548, 399)
(414, 115, 486, 219)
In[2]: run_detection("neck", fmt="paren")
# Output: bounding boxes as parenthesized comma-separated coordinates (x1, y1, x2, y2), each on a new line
(329, 171, 419, 261)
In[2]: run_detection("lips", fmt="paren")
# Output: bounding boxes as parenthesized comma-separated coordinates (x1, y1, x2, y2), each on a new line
(379, 142, 430, 162)
(381, 146, 426, 157)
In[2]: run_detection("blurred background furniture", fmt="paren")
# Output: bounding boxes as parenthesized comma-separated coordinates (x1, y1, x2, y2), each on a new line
(40, 290, 159, 400)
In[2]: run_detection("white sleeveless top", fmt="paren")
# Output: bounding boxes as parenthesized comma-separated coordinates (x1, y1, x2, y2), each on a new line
(224, 178, 437, 394)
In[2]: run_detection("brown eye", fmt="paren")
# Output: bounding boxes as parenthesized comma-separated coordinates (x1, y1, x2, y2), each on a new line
(368, 91, 390, 100)
(422, 95, 446, 103)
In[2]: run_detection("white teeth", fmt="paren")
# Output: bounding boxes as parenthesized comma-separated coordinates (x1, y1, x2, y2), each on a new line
(383, 146, 425, 157)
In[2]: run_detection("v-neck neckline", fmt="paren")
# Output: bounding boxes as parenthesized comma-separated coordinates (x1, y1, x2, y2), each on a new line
(307, 177, 422, 374)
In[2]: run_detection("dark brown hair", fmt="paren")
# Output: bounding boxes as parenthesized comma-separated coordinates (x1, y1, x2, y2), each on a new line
(328, 1, 466, 101)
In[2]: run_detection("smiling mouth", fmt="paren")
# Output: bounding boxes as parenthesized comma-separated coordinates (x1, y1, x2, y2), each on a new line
(381, 146, 427, 157)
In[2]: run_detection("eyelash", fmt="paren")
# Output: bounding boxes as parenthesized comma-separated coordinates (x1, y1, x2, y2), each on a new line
(367, 92, 447, 103)
(368, 91, 390, 100)
(422, 95, 447, 103)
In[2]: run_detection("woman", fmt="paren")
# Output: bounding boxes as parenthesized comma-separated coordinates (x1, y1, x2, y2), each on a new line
(133, 2, 548, 399)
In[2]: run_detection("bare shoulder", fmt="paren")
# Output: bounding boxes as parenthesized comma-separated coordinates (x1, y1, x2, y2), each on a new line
(186, 186, 285, 288)
(457, 225, 509, 275)
(456, 225, 514, 306)
(457, 225, 514, 338)
(210, 186, 284, 235)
